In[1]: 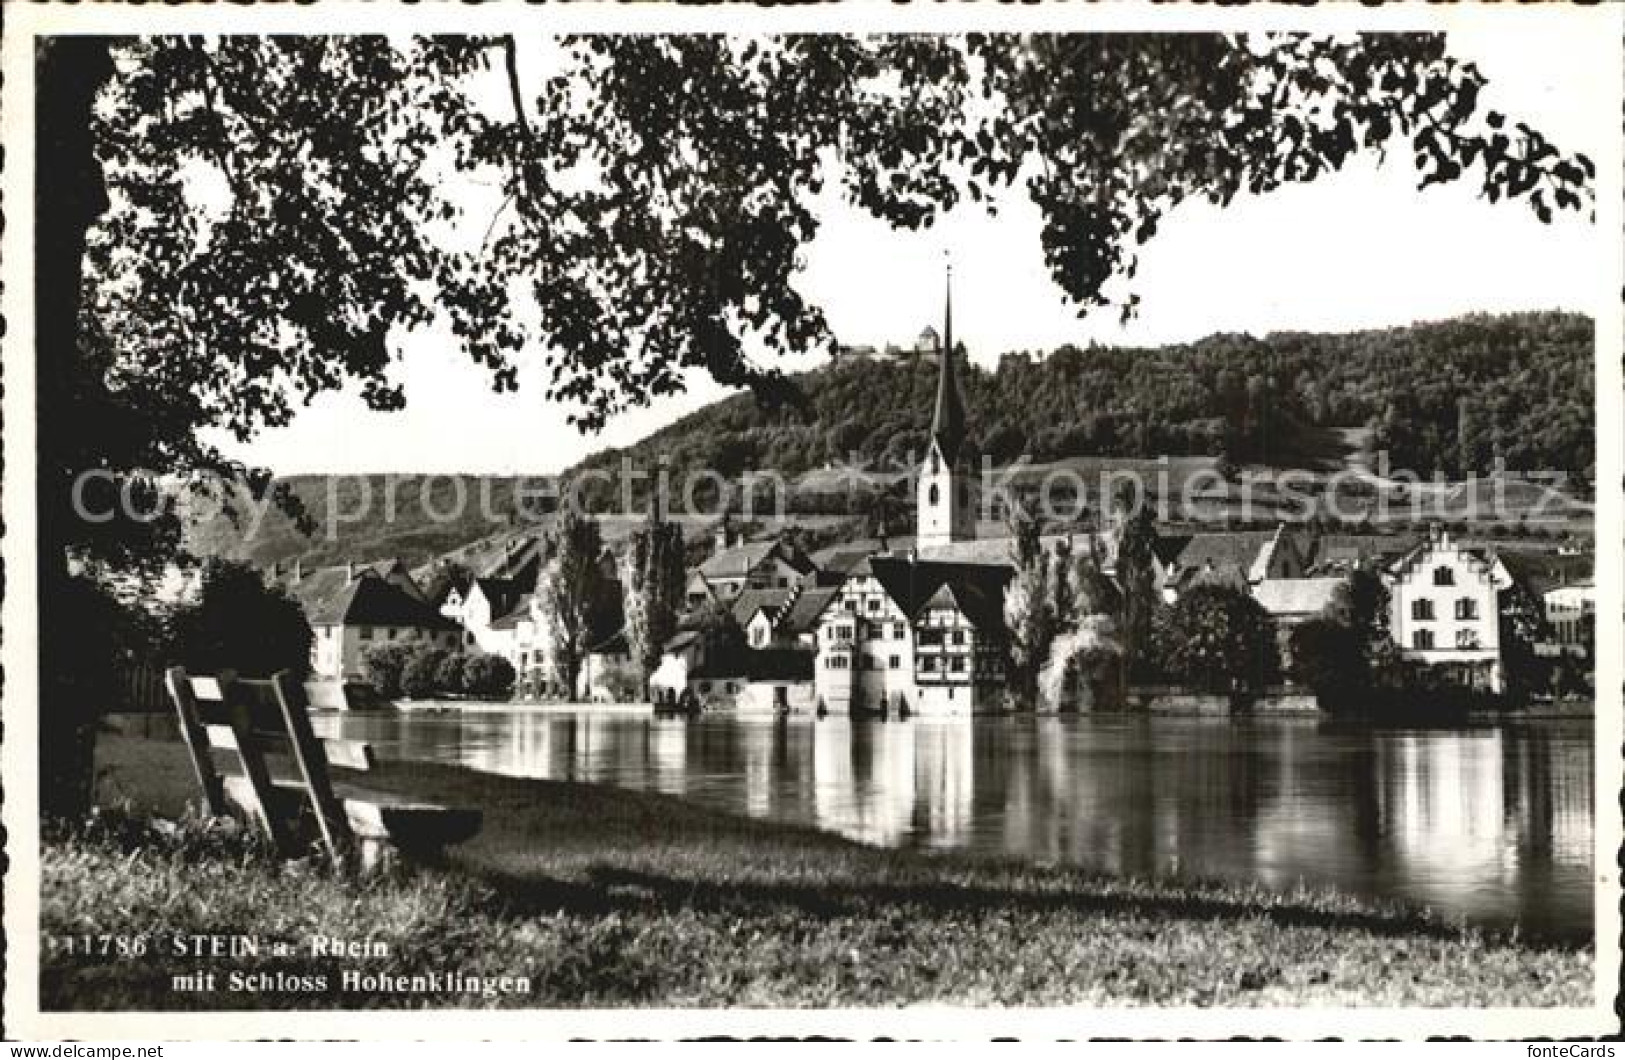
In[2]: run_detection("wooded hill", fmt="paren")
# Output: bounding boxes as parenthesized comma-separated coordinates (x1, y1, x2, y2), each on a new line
(188, 311, 1593, 569)
(586, 309, 1590, 481)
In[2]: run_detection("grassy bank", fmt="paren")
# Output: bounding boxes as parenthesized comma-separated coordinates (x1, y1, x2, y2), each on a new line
(42, 734, 1594, 1010)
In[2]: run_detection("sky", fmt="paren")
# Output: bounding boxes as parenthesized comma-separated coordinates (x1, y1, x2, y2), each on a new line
(221, 23, 1613, 478)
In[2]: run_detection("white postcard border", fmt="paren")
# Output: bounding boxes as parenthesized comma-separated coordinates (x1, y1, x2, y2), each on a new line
(3, 0, 1620, 1041)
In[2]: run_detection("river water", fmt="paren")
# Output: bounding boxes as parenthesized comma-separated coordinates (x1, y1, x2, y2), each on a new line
(312, 709, 1595, 942)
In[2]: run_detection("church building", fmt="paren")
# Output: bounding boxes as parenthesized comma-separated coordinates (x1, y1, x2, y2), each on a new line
(809, 264, 1013, 716)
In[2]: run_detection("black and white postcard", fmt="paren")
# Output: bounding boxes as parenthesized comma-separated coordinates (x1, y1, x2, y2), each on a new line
(2, 1, 1620, 1042)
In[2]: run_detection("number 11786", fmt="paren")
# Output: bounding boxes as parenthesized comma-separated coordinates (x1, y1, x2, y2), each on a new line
(45, 934, 151, 958)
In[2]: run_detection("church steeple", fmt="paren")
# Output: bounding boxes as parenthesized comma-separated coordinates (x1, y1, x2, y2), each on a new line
(916, 257, 976, 550)
(929, 261, 968, 465)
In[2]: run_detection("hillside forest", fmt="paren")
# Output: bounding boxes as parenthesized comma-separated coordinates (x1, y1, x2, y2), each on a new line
(188, 312, 1593, 569)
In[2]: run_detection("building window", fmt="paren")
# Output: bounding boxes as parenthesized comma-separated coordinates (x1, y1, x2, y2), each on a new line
(700, 681, 712, 693)
(388, 627, 397, 640)
(889, 655, 900, 670)
(918, 629, 944, 647)
(867, 598, 880, 612)
(1412, 599, 1434, 621)
(359, 627, 374, 641)
(891, 623, 904, 639)
(1455, 597, 1478, 620)
(1413, 630, 1435, 650)
(726, 682, 737, 694)
(1456, 629, 1480, 650)
(929, 483, 940, 506)
(951, 630, 966, 646)
(844, 599, 857, 612)
(920, 656, 937, 671)
(1433, 566, 1455, 586)
(950, 657, 966, 672)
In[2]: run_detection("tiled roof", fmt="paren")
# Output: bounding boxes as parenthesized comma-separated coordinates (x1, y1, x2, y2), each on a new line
(1152, 534, 1192, 567)
(296, 570, 459, 632)
(482, 534, 548, 581)
(1386, 531, 1498, 581)
(489, 610, 526, 632)
(1179, 562, 1250, 593)
(473, 576, 526, 619)
(488, 592, 534, 631)
(918, 530, 1115, 570)
(1497, 550, 1580, 595)
(1252, 577, 1345, 618)
(698, 540, 782, 579)
(1166, 531, 1278, 576)
(812, 546, 878, 580)
(917, 578, 1005, 633)
(866, 556, 1012, 632)
(781, 586, 841, 634)
(730, 586, 794, 628)
(692, 647, 815, 682)
(284, 566, 355, 619)
(423, 564, 475, 607)
(748, 647, 816, 682)
(662, 629, 703, 653)
(1309, 533, 1419, 570)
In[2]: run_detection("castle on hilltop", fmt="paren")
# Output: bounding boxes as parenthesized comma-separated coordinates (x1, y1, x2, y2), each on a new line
(832, 323, 951, 366)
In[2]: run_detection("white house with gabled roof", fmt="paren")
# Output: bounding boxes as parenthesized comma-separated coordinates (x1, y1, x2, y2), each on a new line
(1386, 525, 1510, 692)
(811, 555, 1010, 717)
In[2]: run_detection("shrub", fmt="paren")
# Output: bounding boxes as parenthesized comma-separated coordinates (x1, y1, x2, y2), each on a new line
(362, 642, 414, 699)
(599, 667, 641, 704)
(435, 651, 469, 695)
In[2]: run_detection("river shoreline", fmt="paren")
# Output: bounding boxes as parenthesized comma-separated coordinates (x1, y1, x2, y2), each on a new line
(39, 732, 1594, 1010)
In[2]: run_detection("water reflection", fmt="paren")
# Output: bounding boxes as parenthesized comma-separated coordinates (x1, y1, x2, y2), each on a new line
(315, 710, 1594, 941)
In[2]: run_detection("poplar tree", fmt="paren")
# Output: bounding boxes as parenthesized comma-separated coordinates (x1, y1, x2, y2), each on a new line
(620, 505, 687, 696)
(536, 508, 610, 700)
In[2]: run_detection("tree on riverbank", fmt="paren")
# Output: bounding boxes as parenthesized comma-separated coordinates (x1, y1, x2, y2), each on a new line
(1294, 562, 1404, 711)
(537, 509, 614, 699)
(165, 559, 313, 679)
(1003, 508, 1056, 707)
(1113, 500, 1162, 681)
(620, 506, 687, 697)
(34, 30, 1593, 818)
(1289, 618, 1367, 712)
(1154, 584, 1278, 696)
